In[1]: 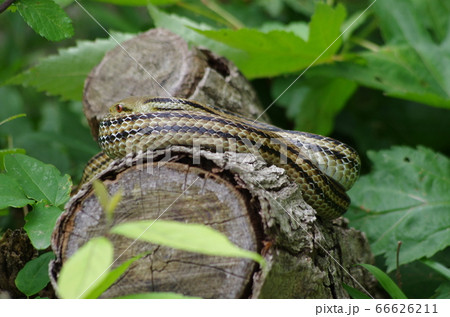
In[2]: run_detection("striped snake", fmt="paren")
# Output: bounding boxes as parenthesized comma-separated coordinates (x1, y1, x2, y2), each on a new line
(82, 96, 360, 220)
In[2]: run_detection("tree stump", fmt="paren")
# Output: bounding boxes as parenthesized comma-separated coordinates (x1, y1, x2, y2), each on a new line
(50, 28, 377, 298)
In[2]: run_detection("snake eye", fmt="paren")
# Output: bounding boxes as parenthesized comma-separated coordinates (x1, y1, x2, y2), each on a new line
(116, 104, 124, 113)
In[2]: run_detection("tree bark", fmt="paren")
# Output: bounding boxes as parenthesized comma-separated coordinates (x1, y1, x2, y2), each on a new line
(50, 28, 377, 298)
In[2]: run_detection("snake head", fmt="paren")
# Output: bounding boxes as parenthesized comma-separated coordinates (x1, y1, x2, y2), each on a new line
(108, 96, 211, 115)
(108, 96, 150, 114)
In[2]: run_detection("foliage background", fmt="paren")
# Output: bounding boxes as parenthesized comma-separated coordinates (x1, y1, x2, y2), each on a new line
(0, 0, 449, 298)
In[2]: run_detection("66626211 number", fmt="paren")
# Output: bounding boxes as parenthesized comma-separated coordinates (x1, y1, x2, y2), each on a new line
(375, 304, 438, 314)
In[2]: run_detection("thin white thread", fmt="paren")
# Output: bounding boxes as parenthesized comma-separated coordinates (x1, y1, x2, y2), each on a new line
(252, 0, 378, 123)
(76, 176, 201, 298)
(71, 0, 377, 298)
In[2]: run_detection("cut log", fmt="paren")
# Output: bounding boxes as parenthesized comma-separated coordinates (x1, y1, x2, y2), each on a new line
(50, 28, 377, 298)
(51, 147, 376, 298)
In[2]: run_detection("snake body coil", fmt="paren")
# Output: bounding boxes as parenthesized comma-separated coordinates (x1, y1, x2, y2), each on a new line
(84, 96, 360, 220)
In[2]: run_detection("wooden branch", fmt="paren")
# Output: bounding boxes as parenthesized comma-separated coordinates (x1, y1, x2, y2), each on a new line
(0, 0, 16, 14)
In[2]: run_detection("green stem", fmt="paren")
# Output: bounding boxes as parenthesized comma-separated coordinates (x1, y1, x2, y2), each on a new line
(201, 0, 245, 29)
(396, 241, 403, 290)
(351, 37, 380, 52)
(341, 14, 378, 54)
(356, 17, 379, 41)
(177, 2, 229, 27)
(0, 113, 26, 126)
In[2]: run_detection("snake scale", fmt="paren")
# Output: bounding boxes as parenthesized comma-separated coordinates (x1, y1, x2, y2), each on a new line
(81, 96, 360, 220)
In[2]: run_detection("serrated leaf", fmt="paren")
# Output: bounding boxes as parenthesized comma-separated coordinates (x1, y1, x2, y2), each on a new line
(115, 292, 201, 299)
(260, 21, 308, 41)
(57, 237, 114, 299)
(409, 0, 450, 43)
(374, 0, 440, 46)
(16, 0, 74, 41)
(24, 202, 63, 250)
(272, 76, 357, 135)
(374, 0, 450, 101)
(147, 5, 240, 59)
(6, 33, 134, 100)
(312, 47, 450, 109)
(4, 154, 71, 206)
(149, 3, 346, 78)
(359, 264, 407, 299)
(15, 252, 55, 296)
(0, 174, 34, 209)
(311, 0, 450, 108)
(347, 146, 450, 272)
(111, 220, 265, 267)
(195, 3, 346, 78)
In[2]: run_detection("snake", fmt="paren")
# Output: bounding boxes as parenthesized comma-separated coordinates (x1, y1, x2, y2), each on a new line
(81, 96, 361, 220)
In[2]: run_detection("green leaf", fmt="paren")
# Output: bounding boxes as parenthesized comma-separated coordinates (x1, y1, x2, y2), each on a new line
(272, 76, 357, 135)
(282, 0, 316, 16)
(94, 0, 179, 5)
(24, 202, 63, 250)
(347, 146, 450, 272)
(147, 5, 240, 59)
(83, 253, 145, 299)
(54, 0, 74, 8)
(260, 21, 308, 41)
(15, 252, 55, 296)
(374, 0, 438, 45)
(0, 149, 26, 171)
(389, 258, 449, 299)
(359, 264, 407, 299)
(421, 259, 450, 280)
(0, 174, 34, 209)
(312, 0, 450, 108)
(194, 3, 347, 78)
(57, 237, 114, 299)
(434, 282, 450, 299)
(111, 220, 265, 268)
(375, 0, 450, 101)
(4, 154, 71, 206)
(149, 3, 347, 78)
(115, 292, 201, 299)
(92, 180, 122, 224)
(408, 0, 450, 43)
(15, 0, 74, 41)
(340, 9, 370, 42)
(342, 283, 371, 299)
(314, 47, 450, 109)
(6, 33, 134, 101)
